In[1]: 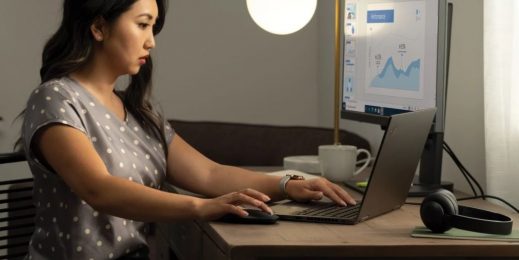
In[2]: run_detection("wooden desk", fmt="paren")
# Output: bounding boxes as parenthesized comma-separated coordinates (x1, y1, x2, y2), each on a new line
(159, 180, 519, 259)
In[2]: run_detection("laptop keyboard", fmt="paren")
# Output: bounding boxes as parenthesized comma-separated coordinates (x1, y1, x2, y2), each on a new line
(296, 203, 361, 219)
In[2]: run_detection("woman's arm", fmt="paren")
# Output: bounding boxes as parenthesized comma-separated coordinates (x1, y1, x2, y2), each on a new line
(34, 124, 259, 221)
(166, 135, 356, 205)
(164, 134, 279, 199)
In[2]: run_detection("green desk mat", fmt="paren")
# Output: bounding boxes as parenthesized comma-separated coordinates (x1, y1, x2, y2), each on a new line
(411, 226, 519, 242)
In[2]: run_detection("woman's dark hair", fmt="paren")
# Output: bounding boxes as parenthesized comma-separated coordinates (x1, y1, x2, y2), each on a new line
(17, 0, 169, 153)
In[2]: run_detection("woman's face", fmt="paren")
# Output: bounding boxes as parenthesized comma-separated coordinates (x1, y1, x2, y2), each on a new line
(98, 0, 158, 76)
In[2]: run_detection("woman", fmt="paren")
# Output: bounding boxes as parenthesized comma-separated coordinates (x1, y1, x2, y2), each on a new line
(21, 0, 356, 259)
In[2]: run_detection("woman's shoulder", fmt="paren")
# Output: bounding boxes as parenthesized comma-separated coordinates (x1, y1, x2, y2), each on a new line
(23, 77, 89, 139)
(37, 77, 78, 95)
(28, 77, 82, 105)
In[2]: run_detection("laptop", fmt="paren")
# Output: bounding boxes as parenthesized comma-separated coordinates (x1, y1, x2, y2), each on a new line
(270, 108, 437, 224)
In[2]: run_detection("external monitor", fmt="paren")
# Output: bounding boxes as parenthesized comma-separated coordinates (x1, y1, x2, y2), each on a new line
(341, 0, 453, 196)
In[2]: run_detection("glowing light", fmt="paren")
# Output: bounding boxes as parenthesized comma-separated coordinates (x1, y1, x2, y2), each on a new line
(247, 0, 317, 35)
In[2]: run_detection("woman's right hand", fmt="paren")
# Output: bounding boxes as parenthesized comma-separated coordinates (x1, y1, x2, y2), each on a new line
(195, 188, 272, 220)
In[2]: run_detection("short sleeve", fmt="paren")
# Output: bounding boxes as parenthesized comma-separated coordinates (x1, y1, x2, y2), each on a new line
(163, 119, 175, 146)
(23, 80, 87, 151)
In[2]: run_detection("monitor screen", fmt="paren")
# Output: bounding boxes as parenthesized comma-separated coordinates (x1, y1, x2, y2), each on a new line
(341, 0, 452, 196)
(341, 0, 449, 133)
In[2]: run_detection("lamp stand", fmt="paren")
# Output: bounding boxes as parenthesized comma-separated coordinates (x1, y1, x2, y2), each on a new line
(333, 0, 342, 145)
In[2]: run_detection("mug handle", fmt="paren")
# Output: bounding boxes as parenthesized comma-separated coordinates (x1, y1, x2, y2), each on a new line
(354, 149, 371, 175)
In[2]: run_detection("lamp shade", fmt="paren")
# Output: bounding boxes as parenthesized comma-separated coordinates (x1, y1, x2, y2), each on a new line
(246, 0, 317, 35)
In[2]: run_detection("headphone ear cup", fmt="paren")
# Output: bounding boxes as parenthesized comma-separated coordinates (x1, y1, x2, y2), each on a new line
(420, 189, 458, 233)
(437, 189, 459, 215)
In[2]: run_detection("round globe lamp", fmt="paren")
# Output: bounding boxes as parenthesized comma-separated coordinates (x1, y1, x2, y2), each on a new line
(246, 0, 317, 35)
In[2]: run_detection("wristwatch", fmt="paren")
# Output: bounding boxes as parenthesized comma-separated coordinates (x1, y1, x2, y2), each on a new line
(279, 174, 305, 198)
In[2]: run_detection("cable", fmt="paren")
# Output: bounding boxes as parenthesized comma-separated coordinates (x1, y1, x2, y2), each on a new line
(443, 142, 476, 195)
(443, 141, 518, 213)
(443, 142, 485, 198)
(442, 142, 479, 197)
(458, 195, 519, 214)
(405, 141, 519, 213)
(405, 196, 519, 213)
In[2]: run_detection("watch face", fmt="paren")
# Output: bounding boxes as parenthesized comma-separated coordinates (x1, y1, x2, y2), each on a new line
(290, 175, 305, 180)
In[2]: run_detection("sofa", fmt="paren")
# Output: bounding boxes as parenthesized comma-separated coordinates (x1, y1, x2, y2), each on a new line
(168, 119, 371, 166)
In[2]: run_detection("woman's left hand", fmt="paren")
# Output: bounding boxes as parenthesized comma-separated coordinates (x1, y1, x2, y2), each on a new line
(284, 177, 357, 206)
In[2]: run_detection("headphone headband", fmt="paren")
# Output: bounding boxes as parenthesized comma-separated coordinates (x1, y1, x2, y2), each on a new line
(448, 205, 513, 235)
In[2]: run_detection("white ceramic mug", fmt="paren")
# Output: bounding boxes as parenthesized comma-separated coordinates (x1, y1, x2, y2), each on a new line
(318, 145, 371, 182)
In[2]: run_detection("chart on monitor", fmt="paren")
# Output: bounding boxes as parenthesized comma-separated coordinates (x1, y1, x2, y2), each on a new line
(369, 6, 423, 91)
(341, 0, 452, 196)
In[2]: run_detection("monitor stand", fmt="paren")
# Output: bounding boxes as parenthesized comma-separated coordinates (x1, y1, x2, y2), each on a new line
(410, 132, 453, 197)
(408, 177, 454, 197)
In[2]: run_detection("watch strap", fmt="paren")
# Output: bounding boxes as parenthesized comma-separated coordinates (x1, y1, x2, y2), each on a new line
(279, 174, 305, 198)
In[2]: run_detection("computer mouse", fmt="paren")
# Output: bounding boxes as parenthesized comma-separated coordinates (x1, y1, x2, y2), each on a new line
(217, 208, 279, 224)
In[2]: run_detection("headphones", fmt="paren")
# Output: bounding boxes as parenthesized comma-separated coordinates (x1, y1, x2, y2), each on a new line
(420, 189, 513, 235)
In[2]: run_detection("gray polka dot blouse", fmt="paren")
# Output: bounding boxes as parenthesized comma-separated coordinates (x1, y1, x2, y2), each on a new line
(22, 77, 175, 260)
